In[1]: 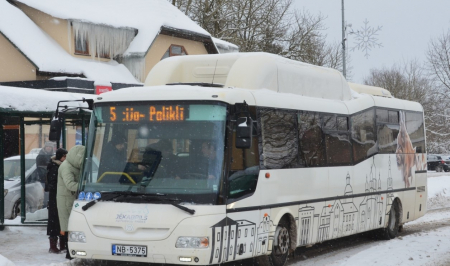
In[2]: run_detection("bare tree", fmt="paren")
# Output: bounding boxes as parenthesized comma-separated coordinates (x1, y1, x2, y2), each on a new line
(167, 0, 345, 72)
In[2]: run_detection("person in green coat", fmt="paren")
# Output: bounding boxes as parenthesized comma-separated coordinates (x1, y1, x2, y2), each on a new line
(57, 145, 85, 260)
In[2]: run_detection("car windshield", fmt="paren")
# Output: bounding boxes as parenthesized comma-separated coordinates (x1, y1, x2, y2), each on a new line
(81, 101, 227, 205)
(4, 159, 36, 181)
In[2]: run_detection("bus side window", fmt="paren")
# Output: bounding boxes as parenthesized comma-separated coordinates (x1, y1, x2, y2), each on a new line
(323, 115, 352, 165)
(351, 108, 376, 163)
(405, 111, 425, 153)
(259, 108, 299, 169)
(376, 108, 399, 154)
(298, 112, 326, 167)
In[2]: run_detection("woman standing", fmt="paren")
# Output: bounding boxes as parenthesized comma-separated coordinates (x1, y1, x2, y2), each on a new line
(46, 148, 67, 253)
(57, 145, 85, 259)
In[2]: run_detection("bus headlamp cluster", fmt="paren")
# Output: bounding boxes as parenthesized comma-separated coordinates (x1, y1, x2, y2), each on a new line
(175, 237, 209, 249)
(69, 231, 86, 243)
(78, 191, 101, 201)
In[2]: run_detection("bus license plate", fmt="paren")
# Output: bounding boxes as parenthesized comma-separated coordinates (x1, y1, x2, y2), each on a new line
(112, 244, 147, 257)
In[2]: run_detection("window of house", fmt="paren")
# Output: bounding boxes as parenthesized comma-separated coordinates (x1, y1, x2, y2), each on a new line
(74, 35, 89, 55)
(161, 45, 187, 60)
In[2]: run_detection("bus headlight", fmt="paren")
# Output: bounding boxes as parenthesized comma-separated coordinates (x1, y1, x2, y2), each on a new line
(69, 231, 86, 243)
(3, 189, 7, 197)
(175, 237, 209, 249)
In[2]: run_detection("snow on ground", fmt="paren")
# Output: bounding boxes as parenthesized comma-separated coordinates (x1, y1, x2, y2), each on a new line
(1, 174, 449, 266)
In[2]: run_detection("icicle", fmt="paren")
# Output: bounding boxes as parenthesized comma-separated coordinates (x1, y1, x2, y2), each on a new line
(121, 56, 146, 82)
(72, 20, 135, 60)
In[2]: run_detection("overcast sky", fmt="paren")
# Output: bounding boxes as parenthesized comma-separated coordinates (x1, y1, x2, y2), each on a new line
(294, 0, 450, 83)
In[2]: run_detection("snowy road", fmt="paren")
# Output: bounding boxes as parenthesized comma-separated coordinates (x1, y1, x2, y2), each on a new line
(1, 174, 449, 266)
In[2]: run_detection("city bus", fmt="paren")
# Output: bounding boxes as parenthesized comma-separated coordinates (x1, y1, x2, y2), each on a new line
(66, 53, 427, 265)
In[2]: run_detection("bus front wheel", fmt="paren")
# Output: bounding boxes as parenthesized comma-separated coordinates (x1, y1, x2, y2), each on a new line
(255, 219, 290, 266)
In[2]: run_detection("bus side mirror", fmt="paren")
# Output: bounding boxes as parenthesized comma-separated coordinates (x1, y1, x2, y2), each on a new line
(49, 114, 62, 142)
(236, 117, 253, 149)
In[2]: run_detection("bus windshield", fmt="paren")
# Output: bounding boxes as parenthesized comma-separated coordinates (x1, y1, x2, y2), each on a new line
(80, 101, 227, 205)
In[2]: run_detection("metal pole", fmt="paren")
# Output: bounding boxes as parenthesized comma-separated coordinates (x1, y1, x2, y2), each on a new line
(20, 117, 25, 223)
(81, 111, 86, 146)
(342, 0, 347, 78)
(0, 115, 4, 229)
(62, 117, 66, 149)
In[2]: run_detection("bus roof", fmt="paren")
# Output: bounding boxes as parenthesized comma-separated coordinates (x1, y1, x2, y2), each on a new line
(144, 53, 352, 101)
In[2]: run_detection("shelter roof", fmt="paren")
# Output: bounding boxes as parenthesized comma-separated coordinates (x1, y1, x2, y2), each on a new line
(0, 85, 93, 113)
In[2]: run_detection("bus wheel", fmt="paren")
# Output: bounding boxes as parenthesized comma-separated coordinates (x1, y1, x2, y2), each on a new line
(381, 200, 400, 240)
(256, 219, 290, 266)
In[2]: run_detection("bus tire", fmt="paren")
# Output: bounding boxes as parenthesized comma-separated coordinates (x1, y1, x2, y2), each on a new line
(255, 218, 290, 266)
(381, 200, 400, 240)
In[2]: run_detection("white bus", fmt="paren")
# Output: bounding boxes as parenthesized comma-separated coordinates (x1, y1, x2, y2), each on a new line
(67, 53, 427, 265)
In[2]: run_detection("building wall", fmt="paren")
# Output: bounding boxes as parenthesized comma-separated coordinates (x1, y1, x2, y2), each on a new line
(16, 3, 110, 62)
(145, 34, 208, 78)
(16, 2, 71, 54)
(0, 34, 36, 82)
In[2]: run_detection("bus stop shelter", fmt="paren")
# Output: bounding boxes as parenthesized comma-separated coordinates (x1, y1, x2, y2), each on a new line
(0, 86, 93, 229)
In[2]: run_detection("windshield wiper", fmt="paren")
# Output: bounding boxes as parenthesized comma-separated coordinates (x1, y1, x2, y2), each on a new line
(82, 191, 195, 215)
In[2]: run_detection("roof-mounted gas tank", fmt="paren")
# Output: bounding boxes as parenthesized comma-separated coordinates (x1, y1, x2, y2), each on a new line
(145, 52, 352, 101)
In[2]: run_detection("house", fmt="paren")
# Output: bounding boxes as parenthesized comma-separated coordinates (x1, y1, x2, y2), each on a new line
(0, 0, 236, 93)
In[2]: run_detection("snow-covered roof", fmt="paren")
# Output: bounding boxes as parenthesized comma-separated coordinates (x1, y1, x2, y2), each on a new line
(0, 85, 94, 112)
(15, 0, 211, 57)
(0, 0, 139, 85)
(212, 37, 239, 54)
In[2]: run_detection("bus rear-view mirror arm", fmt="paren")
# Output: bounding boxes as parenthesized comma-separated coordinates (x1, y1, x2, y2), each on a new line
(235, 116, 253, 149)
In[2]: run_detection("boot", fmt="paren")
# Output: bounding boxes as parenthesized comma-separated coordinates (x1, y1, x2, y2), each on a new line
(59, 235, 67, 252)
(64, 232, 72, 260)
(49, 237, 60, 254)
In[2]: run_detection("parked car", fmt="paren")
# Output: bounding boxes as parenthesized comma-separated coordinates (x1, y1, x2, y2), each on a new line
(427, 154, 450, 172)
(3, 154, 46, 219)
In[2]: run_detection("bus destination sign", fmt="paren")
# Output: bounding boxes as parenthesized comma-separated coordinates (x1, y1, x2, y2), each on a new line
(106, 105, 186, 122)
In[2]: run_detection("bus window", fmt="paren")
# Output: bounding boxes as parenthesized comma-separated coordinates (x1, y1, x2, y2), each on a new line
(376, 108, 399, 154)
(259, 108, 298, 169)
(298, 112, 326, 167)
(351, 109, 377, 163)
(323, 115, 352, 165)
(405, 111, 425, 153)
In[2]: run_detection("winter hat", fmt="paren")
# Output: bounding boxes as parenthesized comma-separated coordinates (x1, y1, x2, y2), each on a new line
(55, 148, 68, 160)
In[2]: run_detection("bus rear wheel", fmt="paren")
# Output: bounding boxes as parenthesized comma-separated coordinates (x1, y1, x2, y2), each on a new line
(255, 219, 290, 266)
(380, 200, 400, 240)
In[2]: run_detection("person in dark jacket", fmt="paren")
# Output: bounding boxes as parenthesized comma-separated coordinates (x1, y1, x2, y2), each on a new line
(46, 148, 67, 254)
(99, 134, 127, 180)
(37, 141, 55, 167)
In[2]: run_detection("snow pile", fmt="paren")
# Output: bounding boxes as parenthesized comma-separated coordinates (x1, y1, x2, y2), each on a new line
(16, 0, 211, 56)
(0, 1, 138, 84)
(212, 37, 239, 54)
(0, 86, 94, 112)
(427, 175, 450, 210)
(0, 254, 15, 266)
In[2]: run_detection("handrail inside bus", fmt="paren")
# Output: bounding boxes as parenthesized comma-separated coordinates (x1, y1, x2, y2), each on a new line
(97, 172, 136, 184)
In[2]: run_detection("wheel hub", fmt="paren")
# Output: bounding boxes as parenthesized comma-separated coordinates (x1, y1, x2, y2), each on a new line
(276, 227, 289, 255)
